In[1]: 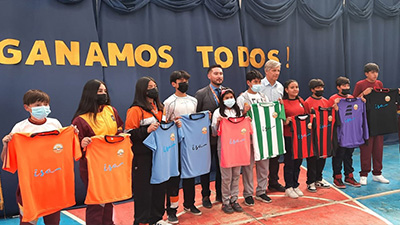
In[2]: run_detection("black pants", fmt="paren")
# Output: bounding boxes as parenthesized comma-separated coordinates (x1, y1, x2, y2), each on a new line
(166, 176, 195, 213)
(306, 156, 326, 184)
(268, 156, 281, 186)
(332, 147, 355, 177)
(200, 143, 221, 199)
(283, 137, 303, 189)
(133, 155, 166, 225)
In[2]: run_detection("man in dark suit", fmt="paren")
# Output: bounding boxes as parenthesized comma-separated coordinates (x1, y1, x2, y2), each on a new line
(195, 64, 224, 208)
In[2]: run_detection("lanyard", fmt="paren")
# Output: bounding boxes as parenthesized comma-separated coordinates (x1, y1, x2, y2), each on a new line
(209, 85, 220, 104)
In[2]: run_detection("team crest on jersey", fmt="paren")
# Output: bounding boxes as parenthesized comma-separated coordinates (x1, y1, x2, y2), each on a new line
(328, 115, 333, 122)
(202, 127, 208, 134)
(117, 149, 124, 157)
(111, 115, 116, 121)
(307, 123, 312, 130)
(272, 112, 278, 119)
(170, 133, 176, 141)
(385, 96, 391, 102)
(241, 128, 247, 134)
(353, 104, 358, 110)
(53, 144, 63, 153)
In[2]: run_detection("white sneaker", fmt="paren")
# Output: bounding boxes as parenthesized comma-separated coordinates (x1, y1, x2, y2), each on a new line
(372, 175, 390, 184)
(156, 220, 172, 225)
(285, 187, 299, 199)
(360, 176, 367, 185)
(293, 187, 304, 197)
(307, 183, 317, 192)
(315, 180, 331, 188)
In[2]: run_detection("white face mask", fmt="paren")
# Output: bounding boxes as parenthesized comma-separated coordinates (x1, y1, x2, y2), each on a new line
(251, 84, 263, 93)
(31, 106, 51, 119)
(223, 98, 236, 108)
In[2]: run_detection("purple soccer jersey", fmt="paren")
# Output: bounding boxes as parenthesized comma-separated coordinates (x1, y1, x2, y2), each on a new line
(337, 98, 369, 148)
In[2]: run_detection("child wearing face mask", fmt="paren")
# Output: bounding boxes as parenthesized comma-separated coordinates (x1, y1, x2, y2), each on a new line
(304, 79, 332, 192)
(162, 70, 201, 224)
(236, 70, 272, 206)
(211, 89, 245, 214)
(328, 76, 361, 189)
(1, 89, 63, 224)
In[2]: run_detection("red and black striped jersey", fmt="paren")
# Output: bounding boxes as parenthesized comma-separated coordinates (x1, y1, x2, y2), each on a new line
(290, 114, 317, 159)
(313, 107, 335, 158)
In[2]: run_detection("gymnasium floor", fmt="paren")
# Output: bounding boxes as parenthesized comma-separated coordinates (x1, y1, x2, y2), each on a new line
(1, 145, 399, 225)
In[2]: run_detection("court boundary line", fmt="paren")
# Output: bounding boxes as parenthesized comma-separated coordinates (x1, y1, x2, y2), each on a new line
(62, 210, 85, 225)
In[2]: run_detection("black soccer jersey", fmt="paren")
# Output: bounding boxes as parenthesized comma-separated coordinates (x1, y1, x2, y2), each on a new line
(365, 88, 399, 136)
(290, 114, 317, 159)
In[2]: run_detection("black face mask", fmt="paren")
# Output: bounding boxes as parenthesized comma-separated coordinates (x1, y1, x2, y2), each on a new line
(96, 94, 108, 105)
(341, 88, 351, 95)
(314, 90, 324, 97)
(177, 82, 189, 93)
(146, 88, 159, 99)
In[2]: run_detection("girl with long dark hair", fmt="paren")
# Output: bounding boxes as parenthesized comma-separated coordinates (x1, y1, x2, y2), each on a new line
(125, 77, 167, 225)
(72, 79, 124, 225)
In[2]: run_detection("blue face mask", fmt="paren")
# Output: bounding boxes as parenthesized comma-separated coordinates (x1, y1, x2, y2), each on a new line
(251, 84, 263, 93)
(31, 106, 51, 120)
(223, 98, 236, 108)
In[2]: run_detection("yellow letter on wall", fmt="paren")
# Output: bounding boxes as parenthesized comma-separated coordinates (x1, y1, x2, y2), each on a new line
(196, 46, 213, 68)
(0, 39, 22, 65)
(158, 45, 173, 68)
(108, 43, 135, 67)
(26, 40, 51, 65)
(55, 40, 80, 66)
(85, 42, 108, 67)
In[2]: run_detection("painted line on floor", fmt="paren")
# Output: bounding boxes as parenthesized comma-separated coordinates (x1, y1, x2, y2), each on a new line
(62, 210, 85, 225)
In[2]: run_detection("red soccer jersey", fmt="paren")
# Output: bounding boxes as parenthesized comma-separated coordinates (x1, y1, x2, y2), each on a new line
(290, 115, 317, 159)
(283, 98, 307, 137)
(313, 107, 336, 158)
(84, 134, 133, 204)
(3, 126, 81, 222)
(218, 117, 252, 168)
(353, 79, 383, 97)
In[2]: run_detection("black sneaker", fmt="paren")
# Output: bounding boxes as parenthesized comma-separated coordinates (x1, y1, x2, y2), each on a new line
(231, 202, 243, 212)
(222, 203, 234, 214)
(167, 213, 179, 224)
(268, 183, 285, 192)
(184, 205, 202, 215)
(244, 196, 255, 206)
(202, 196, 212, 209)
(255, 194, 272, 203)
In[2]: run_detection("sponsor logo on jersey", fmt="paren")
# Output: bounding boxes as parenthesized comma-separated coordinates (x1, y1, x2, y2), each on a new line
(34, 168, 61, 177)
(202, 127, 208, 134)
(117, 149, 124, 157)
(111, 115, 116, 121)
(170, 133, 175, 141)
(385, 95, 391, 102)
(53, 144, 63, 153)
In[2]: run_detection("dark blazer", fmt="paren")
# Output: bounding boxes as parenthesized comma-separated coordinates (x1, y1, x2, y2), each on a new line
(195, 85, 221, 114)
(195, 84, 224, 146)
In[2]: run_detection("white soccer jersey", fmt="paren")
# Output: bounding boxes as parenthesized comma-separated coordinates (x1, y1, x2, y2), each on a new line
(248, 101, 286, 160)
(162, 94, 197, 122)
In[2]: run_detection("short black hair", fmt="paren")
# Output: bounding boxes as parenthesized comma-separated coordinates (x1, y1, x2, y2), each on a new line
(23, 89, 50, 105)
(170, 70, 191, 83)
(246, 70, 263, 82)
(336, 76, 350, 87)
(308, 79, 324, 90)
(364, 63, 379, 73)
(207, 64, 222, 74)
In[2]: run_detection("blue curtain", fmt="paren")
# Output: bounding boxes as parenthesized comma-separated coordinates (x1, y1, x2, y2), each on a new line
(243, 0, 297, 25)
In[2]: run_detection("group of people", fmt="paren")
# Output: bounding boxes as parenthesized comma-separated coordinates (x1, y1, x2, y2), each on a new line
(1, 60, 394, 225)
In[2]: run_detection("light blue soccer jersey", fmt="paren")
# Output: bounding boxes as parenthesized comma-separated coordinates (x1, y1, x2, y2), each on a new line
(143, 121, 182, 184)
(179, 111, 211, 178)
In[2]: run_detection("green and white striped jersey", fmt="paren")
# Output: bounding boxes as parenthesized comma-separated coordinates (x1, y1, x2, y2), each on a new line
(248, 101, 286, 160)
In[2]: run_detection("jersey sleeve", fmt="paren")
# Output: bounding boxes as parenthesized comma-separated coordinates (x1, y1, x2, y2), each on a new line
(361, 101, 370, 140)
(2, 137, 18, 173)
(211, 109, 220, 136)
(236, 95, 245, 110)
(353, 82, 363, 97)
(125, 107, 142, 130)
(177, 126, 184, 143)
(111, 106, 124, 133)
(278, 103, 286, 120)
(143, 132, 157, 152)
(73, 131, 82, 161)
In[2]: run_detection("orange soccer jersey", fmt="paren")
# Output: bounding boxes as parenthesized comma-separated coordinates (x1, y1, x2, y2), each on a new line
(2, 126, 81, 222)
(84, 134, 133, 204)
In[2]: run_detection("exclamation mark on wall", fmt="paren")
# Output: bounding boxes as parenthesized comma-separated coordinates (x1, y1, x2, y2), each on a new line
(286, 46, 290, 68)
